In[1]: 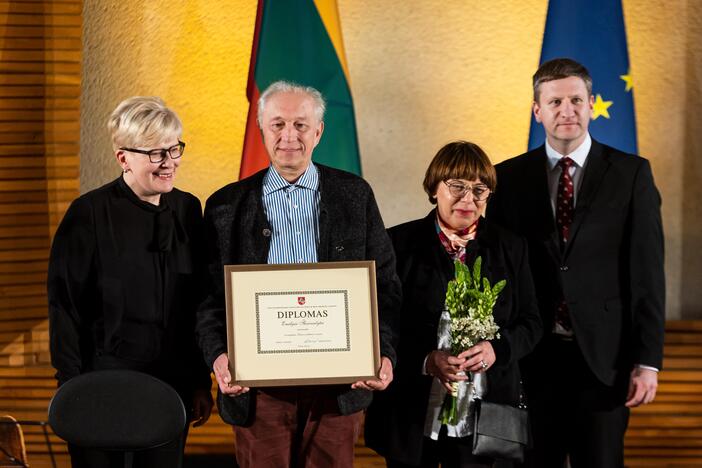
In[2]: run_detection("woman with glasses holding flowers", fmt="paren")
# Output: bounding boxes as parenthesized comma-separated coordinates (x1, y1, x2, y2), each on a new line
(365, 140, 542, 467)
(48, 97, 212, 467)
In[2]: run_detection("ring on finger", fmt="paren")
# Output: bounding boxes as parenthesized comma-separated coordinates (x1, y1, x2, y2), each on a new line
(480, 360, 488, 370)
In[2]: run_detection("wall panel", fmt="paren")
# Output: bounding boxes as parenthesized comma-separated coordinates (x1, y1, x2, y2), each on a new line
(0, 0, 80, 465)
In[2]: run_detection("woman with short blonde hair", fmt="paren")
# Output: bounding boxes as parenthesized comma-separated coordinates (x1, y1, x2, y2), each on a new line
(48, 96, 213, 468)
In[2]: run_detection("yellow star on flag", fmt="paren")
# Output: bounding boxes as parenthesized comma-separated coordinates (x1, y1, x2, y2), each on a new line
(592, 94, 613, 120)
(620, 71, 633, 92)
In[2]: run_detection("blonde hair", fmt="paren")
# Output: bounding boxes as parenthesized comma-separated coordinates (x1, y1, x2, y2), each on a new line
(107, 96, 182, 150)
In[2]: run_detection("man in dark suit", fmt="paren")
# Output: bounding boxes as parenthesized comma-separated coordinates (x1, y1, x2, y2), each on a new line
(195, 81, 401, 468)
(488, 58, 665, 468)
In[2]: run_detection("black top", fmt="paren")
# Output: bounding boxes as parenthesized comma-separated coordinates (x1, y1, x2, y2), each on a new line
(364, 211, 542, 464)
(48, 176, 211, 399)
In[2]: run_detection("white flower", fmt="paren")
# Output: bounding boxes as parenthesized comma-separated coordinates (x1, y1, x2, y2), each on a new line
(444, 257, 505, 355)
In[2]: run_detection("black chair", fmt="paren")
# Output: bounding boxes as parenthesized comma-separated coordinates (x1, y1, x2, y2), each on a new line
(48, 370, 186, 468)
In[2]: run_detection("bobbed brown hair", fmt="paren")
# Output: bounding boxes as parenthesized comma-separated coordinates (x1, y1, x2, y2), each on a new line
(422, 140, 496, 204)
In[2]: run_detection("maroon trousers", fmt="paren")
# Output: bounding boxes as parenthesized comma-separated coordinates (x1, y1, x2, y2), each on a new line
(234, 387, 363, 468)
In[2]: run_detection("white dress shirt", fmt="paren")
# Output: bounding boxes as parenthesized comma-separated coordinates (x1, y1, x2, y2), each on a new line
(544, 133, 592, 215)
(262, 163, 320, 264)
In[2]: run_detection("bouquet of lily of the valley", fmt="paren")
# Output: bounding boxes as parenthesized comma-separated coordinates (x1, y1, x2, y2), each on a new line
(439, 256, 505, 425)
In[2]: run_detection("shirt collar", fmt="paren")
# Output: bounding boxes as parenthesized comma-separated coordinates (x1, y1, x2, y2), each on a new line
(263, 162, 319, 195)
(545, 133, 592, 170)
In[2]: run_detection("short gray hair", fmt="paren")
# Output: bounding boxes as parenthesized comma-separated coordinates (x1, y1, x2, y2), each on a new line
(108, 96, 182, 150)
(257, 81, 326, 128)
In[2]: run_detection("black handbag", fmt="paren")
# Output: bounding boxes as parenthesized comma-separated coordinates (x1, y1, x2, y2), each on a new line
(471, 398, 529, 461)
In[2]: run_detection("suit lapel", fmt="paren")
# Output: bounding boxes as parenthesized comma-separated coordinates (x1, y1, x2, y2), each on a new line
(317, 166, 330, 262)
(411, 212, 454, 320)
(420, 211, 454, 284)
(241, 170, 271, 264)
(467, 220, 494, 279)
(564, 140, 610, 258)
(527, 148, 561, 263)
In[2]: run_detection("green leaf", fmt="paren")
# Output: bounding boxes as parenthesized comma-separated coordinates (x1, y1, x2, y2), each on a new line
(472, 256, 482, 287)
(493, 279, 506, 296)
(456, 259, 467, 281)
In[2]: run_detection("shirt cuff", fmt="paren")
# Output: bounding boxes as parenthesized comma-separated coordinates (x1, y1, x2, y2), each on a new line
(636, 364, 659, 372)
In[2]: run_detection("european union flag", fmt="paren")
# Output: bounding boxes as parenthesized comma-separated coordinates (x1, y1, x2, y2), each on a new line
(528, 0, 637, 154)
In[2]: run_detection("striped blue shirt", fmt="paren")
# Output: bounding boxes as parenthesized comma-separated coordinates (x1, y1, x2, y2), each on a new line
(262, 163, 320, 264)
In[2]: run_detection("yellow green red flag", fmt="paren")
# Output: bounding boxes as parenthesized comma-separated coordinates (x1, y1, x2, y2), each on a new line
(239, 0, 361, 179)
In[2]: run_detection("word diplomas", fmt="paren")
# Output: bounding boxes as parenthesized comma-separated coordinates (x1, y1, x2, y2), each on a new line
(277, 309, 329, 319)
(256, 290, 350, 354)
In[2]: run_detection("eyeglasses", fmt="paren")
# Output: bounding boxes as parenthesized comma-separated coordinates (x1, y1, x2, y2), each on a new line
(120, 141, 185, 164)
(444, 181, 491, 201)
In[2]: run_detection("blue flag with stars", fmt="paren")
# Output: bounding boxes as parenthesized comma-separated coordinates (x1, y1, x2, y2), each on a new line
(528, 0, 637, 154)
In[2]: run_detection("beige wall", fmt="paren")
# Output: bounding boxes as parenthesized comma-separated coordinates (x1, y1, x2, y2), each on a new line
(81, 0, 702, 318)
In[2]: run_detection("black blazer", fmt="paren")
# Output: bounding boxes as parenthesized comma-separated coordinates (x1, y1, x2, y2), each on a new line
(195, 164, 402, 425)
(364, 212, 541, 465)
(488, 139, 665, 386)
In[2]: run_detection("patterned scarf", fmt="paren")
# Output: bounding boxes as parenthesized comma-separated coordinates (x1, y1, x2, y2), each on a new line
(435, 214, 479, 263)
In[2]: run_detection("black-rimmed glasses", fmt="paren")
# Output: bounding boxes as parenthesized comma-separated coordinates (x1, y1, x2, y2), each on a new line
(444, 181, 491, 201)
(120, 141, 185, 164)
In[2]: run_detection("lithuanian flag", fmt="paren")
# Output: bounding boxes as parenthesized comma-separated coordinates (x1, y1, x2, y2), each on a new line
(239, 0, 361, 179)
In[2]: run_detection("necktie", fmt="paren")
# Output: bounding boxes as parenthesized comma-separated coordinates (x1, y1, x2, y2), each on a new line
(555, 157, 575, 333)
(556, 157, 575, 244)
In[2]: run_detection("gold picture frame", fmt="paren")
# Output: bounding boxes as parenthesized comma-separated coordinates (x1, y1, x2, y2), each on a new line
(223, 261, 380, 387)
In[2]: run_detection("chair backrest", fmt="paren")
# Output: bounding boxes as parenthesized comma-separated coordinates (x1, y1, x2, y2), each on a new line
(47, 370, 186, 451)
(0, 415, 28, 467)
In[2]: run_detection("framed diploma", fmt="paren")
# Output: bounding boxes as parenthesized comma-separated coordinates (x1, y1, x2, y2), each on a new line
(223, 261, 380, 387)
